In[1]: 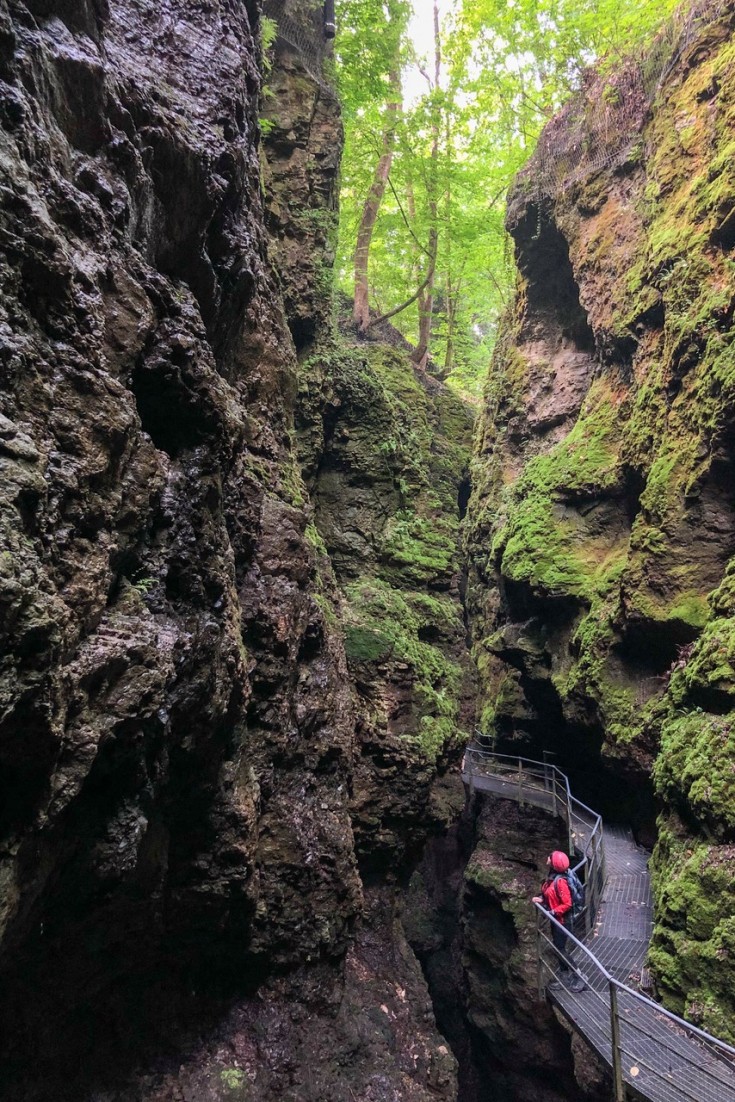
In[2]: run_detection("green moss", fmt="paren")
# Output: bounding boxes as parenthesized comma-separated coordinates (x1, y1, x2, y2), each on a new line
(463, 850, 533, 933)
(305, 521, 328, 556)
(381, 511, 456, 585)
(312, 589, 337, 628)
(498, 497, 592, 599)
(220, 1067, 247, 1092)
(667, 593, 711, 631)
(343, 577, 466, 760)
(481, 328, 528, 426)
(649, 821, 735, 1042)
(710, 561, 735, 617)
(278, 451, 306, 507)
(492, 380, 625, 602)
(344, 625, 393, 662)
(675, 617, 735, 703)
(655, 710, 735, 836)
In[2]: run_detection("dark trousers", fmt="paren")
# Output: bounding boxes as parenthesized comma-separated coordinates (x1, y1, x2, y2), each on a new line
(551, 914, 573, 972)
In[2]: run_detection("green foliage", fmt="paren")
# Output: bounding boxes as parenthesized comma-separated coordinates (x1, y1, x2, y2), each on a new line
(334, 0, 676, 395)
(261, 14, 278, 66)
(335, 0, 411, 105)
(220, 1066, 248, 1095)
(259, 15, 278, 134)
(131, 575, 155, 595)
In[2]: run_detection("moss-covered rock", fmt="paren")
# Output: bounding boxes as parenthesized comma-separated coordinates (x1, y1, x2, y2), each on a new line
(298, 334, 475, 865)
(466, 0, 735, 1035)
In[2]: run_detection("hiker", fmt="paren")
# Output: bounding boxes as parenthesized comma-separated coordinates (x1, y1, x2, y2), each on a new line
(533, 850, 587, 992)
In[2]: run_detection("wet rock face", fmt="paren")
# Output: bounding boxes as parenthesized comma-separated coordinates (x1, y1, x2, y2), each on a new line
(297, 339, 476, 871)
(119, 885, 457, 1102)
(262, 47, 340, 353)
(466, 0, 735, 1038)
(0, 1, 472, 1098)
(0, 0, 362, 1093)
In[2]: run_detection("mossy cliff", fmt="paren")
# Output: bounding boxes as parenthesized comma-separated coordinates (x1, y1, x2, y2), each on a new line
(263, 0, 476, 870)
(466, 0, 735, 1039)
(0, 1, 471, 1099)
(297, 333, 475, 869)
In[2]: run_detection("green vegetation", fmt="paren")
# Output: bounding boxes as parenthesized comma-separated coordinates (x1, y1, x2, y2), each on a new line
(381, 511, 455, 584)
(219, 1066, 250, 1098)
(296, 328, 473, 764)
(649, 820, 735, 1044)
(334, 0, 678, 395)
(343, 577, 465, 758)
(491, 380, 625, 602)
(655, 710, 735, 836)
(640, 473, 735, 1029)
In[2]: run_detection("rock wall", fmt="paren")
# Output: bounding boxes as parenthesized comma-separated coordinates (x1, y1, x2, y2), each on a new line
(466, 0, 735, 1041)
(0, 1, 473, 1098)
(297, 337, 475, 871)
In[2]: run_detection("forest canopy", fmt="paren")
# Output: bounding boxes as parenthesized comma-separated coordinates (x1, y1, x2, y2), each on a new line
(333, 0, 680, 398)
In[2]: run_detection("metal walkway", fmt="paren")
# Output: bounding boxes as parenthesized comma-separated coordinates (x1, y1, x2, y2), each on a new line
(462, 748, 735, 1102)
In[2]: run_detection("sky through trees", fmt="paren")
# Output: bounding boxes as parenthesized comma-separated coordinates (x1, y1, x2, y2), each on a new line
(334, 0, 680, 398)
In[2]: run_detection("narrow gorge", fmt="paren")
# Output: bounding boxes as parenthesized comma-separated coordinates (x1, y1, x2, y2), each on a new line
(2, 1, 735, 1101)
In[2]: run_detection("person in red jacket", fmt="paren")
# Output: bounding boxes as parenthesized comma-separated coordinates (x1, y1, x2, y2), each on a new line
(533, 850, 586, 992)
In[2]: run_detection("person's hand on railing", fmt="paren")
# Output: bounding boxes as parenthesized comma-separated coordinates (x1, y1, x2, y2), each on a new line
(532, 896, 543, 904)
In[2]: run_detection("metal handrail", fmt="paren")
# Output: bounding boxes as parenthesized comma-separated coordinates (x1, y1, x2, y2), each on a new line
(536, 907, 735, 1060)
(462, 744, 735, 1101)
(463, 745, 605, 934)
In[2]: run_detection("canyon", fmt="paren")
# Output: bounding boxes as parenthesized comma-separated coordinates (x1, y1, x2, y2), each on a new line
(1, 1, 735, 1100)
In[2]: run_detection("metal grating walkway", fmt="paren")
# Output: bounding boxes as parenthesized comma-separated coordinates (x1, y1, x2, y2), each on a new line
(462, 754, 735, 1102)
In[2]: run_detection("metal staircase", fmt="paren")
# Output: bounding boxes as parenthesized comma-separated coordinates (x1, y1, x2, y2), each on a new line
(462, 745, 735, 1102)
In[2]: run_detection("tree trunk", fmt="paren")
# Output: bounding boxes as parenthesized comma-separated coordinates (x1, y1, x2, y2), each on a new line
(444, 288, 457, 377)
(353, 75, 401, 332)
(412, 228, 437, 369)
(411, 2, 440, 370)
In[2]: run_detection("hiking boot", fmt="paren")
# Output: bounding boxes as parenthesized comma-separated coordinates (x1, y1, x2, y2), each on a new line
(549, 972, 570, 991)
(569, 977, 588, 993)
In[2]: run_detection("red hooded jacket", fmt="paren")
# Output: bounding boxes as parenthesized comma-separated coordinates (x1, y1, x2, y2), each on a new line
(541, 874, 573, 919)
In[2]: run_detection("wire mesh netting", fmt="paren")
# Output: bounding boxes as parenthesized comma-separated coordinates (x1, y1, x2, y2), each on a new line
(262, 0, 336, 96)
(523, 0, 727, 201)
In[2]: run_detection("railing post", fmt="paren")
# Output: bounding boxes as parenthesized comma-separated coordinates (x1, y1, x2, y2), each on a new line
(609, 981, 626, 1102)
(518, 757, 523, 805)
(565, 785, 574, 855)
(536, 908, 545, 1001)
(542, 750, 552, 793)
